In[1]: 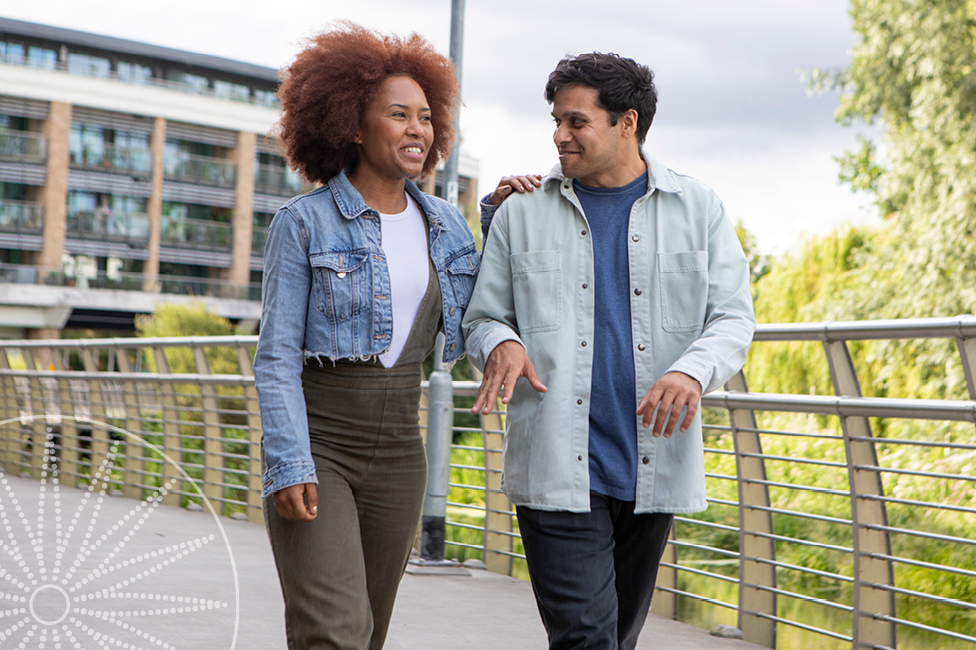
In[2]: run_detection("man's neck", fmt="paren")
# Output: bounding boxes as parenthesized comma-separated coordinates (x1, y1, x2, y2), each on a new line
(576, 151, 647, 189)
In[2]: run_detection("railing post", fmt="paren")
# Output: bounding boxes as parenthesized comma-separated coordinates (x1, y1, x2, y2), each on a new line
(0, 349, 16, 472)
(823, 339, 896, 650)
(114, 348, 146, 499)
(193, 346, 225, 515)
(153, 348, 182, 507)
(49, 344, 78, 489)
(80, 348, 113, 489)
(955, 333, 976, 401)
(728, 370, 777, 647)
(22, 348, 47, 479)
(419, 333, 454, 563)
(473, 361, 512, 575)
(237, 346, 265, 524)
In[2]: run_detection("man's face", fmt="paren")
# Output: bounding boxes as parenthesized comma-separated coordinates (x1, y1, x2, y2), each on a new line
(551, 84, 624, 186)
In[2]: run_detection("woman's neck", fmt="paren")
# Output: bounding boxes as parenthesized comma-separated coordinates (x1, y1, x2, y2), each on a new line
(348, 167, 409, 214)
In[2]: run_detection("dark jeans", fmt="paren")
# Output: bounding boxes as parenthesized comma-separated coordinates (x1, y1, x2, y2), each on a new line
(516, 493, 674, 650)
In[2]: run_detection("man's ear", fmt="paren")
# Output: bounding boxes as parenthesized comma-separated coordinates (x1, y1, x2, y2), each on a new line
(620, 109, 639, 139)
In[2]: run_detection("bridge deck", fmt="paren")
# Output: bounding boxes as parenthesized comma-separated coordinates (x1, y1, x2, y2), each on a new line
(0, 475, 764, 649)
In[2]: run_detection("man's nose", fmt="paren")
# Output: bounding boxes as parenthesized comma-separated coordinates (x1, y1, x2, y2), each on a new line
(554, 124, 571, 144)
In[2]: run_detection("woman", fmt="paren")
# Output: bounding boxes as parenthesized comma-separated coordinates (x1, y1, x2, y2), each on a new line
(253, 23, 479, 650)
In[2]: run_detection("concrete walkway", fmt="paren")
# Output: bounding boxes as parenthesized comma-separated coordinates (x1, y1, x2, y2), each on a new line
(0, 475, 765, 649)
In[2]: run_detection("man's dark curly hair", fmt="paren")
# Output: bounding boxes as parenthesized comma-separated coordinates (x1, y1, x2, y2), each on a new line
(544, 52, 657, 145)
(275, 22, 459, 184)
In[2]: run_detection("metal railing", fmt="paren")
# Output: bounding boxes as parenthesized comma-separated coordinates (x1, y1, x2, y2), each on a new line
(67, 210, 150, 242)
(69, 144, 152, 175)
(0, 128, 46, 163)
(0, 318, 972, 649)
(0, 199, 43, 233)
(160, 216, 233, 251)
(253, 163, 309, 197)
(163, 154, 237, 188)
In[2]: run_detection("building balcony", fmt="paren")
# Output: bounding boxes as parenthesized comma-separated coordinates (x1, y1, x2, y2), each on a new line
(157, 274, 261, 301)
(66, 211, 150, 244)
(69, 144, 152, 176)
(0, 199, 44, 234)
(164, 154, 236, 189)
(254, 163, 308, 197)
(251, 226, 268, 256)
(0, 128, 47, 164)
(161, 216, 232, 251)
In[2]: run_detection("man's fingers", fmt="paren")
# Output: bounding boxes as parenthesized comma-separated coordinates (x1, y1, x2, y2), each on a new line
(472, 371, 502, 413)
(679, 400, 698, 433)
(653, 395, 675, 437)
(500, 367, 521, 404)
(523, 359, 548, 394)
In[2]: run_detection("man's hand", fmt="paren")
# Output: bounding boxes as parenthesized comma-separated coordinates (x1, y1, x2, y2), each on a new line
(636, 371, 702, 438)
(273, 482, 318, 521)
(471, 340, 547, 414)
(488, 174, 543, 205)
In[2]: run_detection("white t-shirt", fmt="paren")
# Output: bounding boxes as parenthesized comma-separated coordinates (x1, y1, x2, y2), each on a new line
(379, 193, 430, 368)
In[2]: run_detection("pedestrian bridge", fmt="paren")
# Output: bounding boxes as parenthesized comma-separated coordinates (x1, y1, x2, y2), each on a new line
(0, 317, 973, 649)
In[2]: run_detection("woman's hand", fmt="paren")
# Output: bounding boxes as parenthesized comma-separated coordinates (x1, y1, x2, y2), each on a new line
(488, 174, 543, 205)
(273, 483, 318, 521)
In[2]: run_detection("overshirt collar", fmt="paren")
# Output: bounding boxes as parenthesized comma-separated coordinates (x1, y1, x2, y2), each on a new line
(541, 148, 682, 196)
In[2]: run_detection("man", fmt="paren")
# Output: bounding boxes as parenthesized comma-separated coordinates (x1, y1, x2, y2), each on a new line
(462, 52, 755, 650)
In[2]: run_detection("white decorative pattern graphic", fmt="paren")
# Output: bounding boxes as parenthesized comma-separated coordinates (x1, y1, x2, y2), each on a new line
(0, 417, 240, 649)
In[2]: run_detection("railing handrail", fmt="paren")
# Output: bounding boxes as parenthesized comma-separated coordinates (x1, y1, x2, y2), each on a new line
(753, 315, 976, 341)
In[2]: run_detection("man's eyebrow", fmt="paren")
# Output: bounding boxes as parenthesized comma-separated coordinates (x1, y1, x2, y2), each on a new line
(551, 110, 589, 119)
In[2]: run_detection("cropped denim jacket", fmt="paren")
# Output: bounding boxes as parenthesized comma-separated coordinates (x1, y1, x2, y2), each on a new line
(254, 171, 479, 497)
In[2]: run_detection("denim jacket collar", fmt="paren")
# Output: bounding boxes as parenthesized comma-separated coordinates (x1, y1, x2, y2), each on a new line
(541, 149, 683, 196)
(328, 169, 449, 232)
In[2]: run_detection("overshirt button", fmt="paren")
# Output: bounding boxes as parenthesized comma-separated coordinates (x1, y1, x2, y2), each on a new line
(634, 288, 643, 296)
(450, 343, 457, 351)
(637, 343, 646, 351)
(581, 341, 587, 347)
(449, 307, 457, 316)
(582, 283, 588, 289)
(632, 234, 640, 242)
(578, 455, 583, 461)
(642, 456, 650, 465)
(581, 230, 587, 236)
(577, 399, 582, 405)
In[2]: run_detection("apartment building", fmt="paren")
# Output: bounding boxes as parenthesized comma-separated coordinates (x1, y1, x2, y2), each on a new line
(0, 17, 480, 338)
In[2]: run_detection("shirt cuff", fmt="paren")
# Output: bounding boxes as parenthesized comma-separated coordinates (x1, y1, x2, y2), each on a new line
(665, 360, 710, 395)
(467, 322, 522, 371)
(262, 459, 318, 498)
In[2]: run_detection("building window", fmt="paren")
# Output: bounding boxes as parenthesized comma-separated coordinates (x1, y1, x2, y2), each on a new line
(117, 61, 153, 83)
(214, 80, 250, 102)
(253, 89, 277, 107)
(166, 70, 209, 92)
(0, 42, 25, 64)
(26, 46, 57, 70)
(67, 53, 111, 78)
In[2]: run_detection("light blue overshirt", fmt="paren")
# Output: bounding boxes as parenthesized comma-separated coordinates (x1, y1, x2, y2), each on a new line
(254, 171, 480, 497)
(462, 153, 755, 514)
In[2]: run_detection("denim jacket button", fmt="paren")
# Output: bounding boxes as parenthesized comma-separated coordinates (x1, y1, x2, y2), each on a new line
(450, 307, 457, 316)
(450, 343, 457, 351)
(337, 272, 347, 279)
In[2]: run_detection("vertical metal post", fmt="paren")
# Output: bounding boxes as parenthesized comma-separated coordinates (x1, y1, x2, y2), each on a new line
(442, 0, 465, 208)
(420, 333, 454, 562)
(823, 339, 895, 650)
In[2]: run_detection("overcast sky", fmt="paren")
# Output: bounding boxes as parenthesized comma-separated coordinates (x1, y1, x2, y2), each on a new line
(4, 0, 876, 254)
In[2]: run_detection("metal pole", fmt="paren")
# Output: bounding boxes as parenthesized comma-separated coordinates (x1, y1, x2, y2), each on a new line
(441, 0, 464, 208)
(420, 333, 454, 562)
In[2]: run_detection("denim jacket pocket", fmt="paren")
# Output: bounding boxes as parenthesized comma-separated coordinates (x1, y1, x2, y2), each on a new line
(510, 250, 562, 333)
(444, 245, 480, 310)
(659, 251, 708, 333)
(309, 250, 370, 321)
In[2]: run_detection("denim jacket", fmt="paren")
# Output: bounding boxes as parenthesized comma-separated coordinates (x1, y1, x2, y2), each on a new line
(254, 171, 479, 497)
(463, 153, 755, 514)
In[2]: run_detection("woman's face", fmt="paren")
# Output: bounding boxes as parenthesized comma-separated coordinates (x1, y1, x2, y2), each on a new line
(354, 76, 434, 181)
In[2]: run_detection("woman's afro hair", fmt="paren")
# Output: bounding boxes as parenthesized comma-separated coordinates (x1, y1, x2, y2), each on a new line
(274, 22, 459, 184)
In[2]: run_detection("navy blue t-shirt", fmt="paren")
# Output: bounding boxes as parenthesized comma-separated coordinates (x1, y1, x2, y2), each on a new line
(574, 172, 648, 502)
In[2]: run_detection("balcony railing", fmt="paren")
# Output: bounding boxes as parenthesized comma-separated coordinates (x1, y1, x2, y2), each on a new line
(67, 210, 150, 243)
(0, 317, 972, 648)
(164, 154, 236, 188)
(0, 128, 46, 163)
(254, 163, 308, 196)
(69, 144, 152, 175)
(156, 273, 261, 301)
(160, 216, 232, 251)
(0, 199, 43, 233)
(251, 226, 268, 255)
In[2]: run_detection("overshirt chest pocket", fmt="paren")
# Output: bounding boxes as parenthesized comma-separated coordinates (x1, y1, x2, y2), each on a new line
(510, 250, 562, 333)
(659, 251, 708, 333)
(309, 251, 370, 321)
(444, 245, 481, 310)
